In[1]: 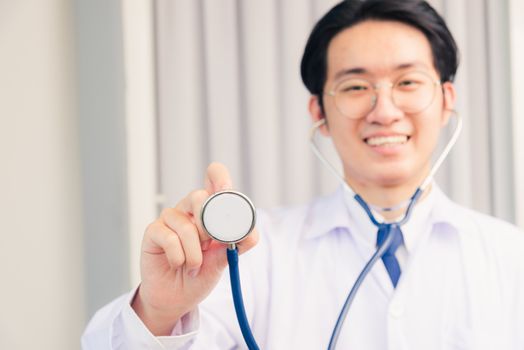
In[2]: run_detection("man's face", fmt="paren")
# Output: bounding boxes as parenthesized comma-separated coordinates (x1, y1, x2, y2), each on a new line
(312, 20, 455, 192)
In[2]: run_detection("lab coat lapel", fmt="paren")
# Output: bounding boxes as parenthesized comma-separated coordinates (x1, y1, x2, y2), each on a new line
(431, 189, 510, 349)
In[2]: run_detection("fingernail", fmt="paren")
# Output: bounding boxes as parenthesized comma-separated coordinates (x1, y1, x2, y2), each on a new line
(220, 183, 232, 191)
(188, 268, 200, 278)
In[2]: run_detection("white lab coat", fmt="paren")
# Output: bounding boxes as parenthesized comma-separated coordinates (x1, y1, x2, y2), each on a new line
(82, 185, 524, 349)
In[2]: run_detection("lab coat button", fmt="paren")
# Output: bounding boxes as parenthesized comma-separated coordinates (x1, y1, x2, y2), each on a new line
(389, 302, 404, 319)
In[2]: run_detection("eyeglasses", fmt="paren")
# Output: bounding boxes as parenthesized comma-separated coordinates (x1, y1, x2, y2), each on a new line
(325, 71, 441, 119)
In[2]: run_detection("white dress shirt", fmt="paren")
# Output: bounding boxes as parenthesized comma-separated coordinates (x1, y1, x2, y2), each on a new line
(82, 185, 524, 349)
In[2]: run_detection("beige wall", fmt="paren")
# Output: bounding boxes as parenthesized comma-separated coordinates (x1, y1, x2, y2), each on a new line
(510, 0, 524, 229)
(0, 1, 85, 349)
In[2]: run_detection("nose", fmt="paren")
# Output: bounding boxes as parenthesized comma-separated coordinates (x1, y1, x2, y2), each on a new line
(365, 85, 404, 125)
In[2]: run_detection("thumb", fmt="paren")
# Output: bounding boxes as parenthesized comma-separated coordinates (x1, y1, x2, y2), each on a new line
(200, 241, 230, 275)
(199, 227, 259, 276)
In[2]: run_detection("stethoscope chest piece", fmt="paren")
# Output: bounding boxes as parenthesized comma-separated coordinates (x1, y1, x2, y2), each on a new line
(201, 190, 256, 244)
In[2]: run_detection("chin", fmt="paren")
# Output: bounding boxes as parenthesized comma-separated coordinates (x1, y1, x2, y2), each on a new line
(374, 176, 412, 188)
(345, 157, 427, 189)
(368, 166, 416, 188)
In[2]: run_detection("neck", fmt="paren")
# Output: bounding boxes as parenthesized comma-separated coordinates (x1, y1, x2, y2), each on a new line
(346, 173, 431, 221)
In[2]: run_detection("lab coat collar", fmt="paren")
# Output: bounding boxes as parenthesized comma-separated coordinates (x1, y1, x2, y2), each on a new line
(398, 185, 436, 253)
(428, 185, 465, 230)
(303, 186, 353, 240)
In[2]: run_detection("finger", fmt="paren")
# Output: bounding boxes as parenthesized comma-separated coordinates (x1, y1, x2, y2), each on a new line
(186, 227, 258, 275)
(146, 221, 185, 269)
(163, 209, 206, 272)
(236, 227, 260, 255)
(204, 162, 233, 193)
(189, 190, 213, 246)
(174, 190, 212, 244)
(200, 228, 259, 274)
(173, 216, 203, 274)
(161, 209, 203, 273)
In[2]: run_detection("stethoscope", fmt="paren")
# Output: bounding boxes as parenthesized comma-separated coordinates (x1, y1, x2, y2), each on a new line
(200, 111, 462, 350)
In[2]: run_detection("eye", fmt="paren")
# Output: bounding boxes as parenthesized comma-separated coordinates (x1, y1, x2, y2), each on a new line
(344, 85, 367, 92)
(398, 79, 418, 86)
(338, 81, 370, 94)
(395, 71, 435, 91)
(396, 79, 422, 90)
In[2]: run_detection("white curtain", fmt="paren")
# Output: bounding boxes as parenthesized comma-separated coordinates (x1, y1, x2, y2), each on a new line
(153, 0, 518, 224)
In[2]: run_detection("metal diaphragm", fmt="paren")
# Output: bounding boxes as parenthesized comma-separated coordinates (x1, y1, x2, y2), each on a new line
(200, 190, 256, 244)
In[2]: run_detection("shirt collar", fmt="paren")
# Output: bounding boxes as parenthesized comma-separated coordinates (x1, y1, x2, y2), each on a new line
(304, 183, 462, 246)
(341, 185, 436, 253)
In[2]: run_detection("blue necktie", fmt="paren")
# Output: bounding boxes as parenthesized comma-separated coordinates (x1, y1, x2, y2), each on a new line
(376, 224, 404, 287)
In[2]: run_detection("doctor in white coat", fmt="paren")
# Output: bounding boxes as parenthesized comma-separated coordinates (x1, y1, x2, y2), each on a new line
(83, 0, 524, 349)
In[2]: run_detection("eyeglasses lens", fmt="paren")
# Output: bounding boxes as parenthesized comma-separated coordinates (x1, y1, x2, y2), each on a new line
(333, 71, 437, 119)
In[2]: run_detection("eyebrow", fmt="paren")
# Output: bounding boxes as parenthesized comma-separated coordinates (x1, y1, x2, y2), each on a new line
(332, 61, 430, 81)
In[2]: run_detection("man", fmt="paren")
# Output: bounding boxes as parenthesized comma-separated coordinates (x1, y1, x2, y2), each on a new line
(83, 0, 524, 349)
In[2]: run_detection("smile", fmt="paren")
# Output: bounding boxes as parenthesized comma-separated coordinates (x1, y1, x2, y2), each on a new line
(365, 135, 409, 147)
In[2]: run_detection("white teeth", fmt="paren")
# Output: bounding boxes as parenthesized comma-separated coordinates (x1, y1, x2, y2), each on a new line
(366, 135, 408, 146)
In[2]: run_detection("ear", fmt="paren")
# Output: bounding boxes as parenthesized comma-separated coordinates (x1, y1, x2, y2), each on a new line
(441, 81, 456, 126)
(308, 95, 330, 136)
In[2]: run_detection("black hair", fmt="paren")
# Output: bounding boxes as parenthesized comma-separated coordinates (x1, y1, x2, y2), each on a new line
(300, 0, 459, 110)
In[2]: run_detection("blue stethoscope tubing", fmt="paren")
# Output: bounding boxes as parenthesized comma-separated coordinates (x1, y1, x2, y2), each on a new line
(327, 189, 422, 349)
(224, 111, 461, 350)
(227, 244, 260, 350)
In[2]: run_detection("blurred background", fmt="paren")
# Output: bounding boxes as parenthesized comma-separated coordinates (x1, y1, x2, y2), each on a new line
(0, 0, 522, 348)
